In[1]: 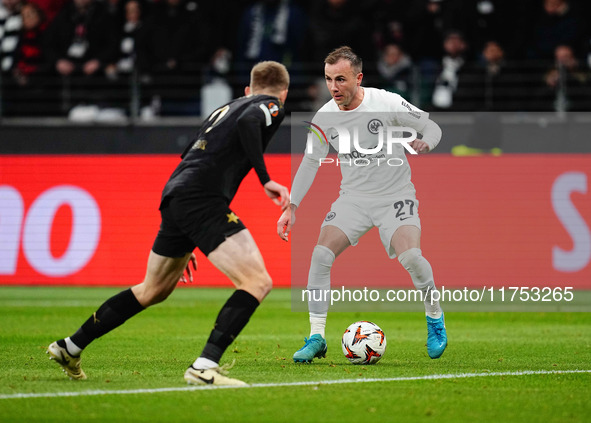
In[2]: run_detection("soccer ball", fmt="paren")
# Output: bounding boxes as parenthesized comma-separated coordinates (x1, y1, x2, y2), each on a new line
(341, 321, 387, 365)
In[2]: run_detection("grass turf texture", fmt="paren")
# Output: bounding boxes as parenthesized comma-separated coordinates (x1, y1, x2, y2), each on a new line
(0, 286, 589, 422)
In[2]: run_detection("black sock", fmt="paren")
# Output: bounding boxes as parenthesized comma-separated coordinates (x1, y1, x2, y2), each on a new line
(200, 290, 260, 363)
(69, 288, 145, 350)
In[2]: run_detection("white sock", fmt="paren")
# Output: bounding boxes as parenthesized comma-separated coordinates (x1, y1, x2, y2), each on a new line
(423, 288, 442, 319)
(307, 245, 334, 339)
(192, 357, 218, 370)
(310, 314, 327, 338)
(398, 248, 442, 319)
(64, 337, 82, 356)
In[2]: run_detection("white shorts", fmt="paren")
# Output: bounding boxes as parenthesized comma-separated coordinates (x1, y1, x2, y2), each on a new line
(320, 194, 421, 258)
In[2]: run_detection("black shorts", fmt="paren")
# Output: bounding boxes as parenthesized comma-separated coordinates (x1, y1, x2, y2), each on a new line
(152, 195, 246, 257)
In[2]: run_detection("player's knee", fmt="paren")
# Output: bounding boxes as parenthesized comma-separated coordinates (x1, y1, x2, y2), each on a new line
(313, 245, 336, 265)
(259, 272, 273, 297)
(134, 281, 174, 307)
(243, 272, 272, 301)
(148, 289, 173, 306)
(397, 247, 422, 271)
(397, 247, 433, 288)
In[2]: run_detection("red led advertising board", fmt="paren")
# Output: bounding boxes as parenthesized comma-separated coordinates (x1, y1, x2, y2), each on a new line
(1, 155, 589, 289)
(0, 155, 291, 287)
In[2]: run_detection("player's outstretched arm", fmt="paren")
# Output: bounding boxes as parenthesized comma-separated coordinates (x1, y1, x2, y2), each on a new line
(277, 204, 297, 242)
(264, 180, 290, 210)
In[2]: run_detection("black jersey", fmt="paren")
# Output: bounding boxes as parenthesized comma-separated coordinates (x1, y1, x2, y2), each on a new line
(161, 95, 285, 205)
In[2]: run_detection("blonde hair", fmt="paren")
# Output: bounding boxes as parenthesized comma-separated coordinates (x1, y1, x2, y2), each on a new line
(250, 61, 290, 92)
(325, 46, 363, 74)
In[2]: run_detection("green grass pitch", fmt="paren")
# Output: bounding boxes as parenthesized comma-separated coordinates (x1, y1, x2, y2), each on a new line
(1, 286, 590, 422)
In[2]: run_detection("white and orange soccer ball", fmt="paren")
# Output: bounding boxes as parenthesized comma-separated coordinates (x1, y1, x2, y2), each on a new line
(341, 321, 387, 365)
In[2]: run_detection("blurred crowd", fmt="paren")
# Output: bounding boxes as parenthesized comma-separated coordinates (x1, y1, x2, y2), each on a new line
(1, 0, 590, 117)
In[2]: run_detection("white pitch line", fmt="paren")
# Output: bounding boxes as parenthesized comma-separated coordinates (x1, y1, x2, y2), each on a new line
(1, 369, 589, 400)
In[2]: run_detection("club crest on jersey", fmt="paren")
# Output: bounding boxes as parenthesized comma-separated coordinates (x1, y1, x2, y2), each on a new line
(268, 102, 279, 117)
(367, 119, 383, 135)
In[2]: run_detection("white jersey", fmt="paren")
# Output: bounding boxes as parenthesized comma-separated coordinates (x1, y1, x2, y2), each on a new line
(291, 88, 432, 205)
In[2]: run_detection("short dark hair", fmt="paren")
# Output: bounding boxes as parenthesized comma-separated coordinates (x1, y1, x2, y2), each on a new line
(250, 61, 290, 91)
(324, 46, 363, 74)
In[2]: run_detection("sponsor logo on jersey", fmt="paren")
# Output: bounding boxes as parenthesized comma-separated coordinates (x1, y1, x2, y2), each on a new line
(268, 102, 279, 117)
(367, 119, 383, 134)
(325, 211, 336, 221)
(401, 101, 422, 120)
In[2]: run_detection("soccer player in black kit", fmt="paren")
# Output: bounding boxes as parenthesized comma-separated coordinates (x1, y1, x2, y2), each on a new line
(47, 61, 290, 386)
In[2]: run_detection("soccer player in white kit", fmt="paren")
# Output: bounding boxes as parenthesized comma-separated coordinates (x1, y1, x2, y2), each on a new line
(277, 46, 447, 362)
